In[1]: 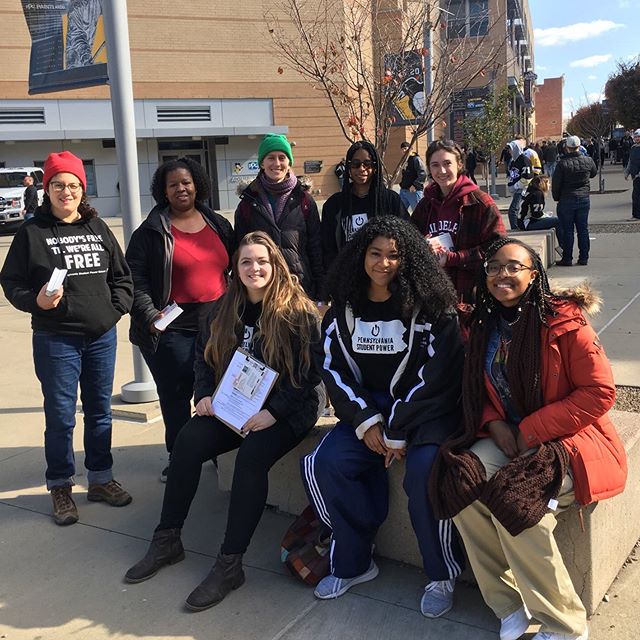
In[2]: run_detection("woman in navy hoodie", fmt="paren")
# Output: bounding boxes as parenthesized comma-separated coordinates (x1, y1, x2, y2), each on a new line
(0, 151, 133, 527)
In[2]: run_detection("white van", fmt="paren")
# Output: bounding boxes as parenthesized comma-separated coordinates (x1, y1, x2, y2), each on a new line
(0, 167, 44, 228)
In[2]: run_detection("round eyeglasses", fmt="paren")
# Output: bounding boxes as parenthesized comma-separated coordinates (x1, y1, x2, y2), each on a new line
(484, 261, 533, 277)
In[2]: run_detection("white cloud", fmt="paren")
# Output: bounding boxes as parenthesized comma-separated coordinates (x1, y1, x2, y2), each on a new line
(534, 20, 624, 47)
(537, 65, 547, 71)
(570, 54, 612, 68)
(587, 92, 606, 103)
(587, 74, 598, 80)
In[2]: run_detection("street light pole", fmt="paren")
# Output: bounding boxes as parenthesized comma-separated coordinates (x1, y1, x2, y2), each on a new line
(103, 0, 158, 403)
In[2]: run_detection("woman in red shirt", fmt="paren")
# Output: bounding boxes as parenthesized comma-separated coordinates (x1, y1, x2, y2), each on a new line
(126, 157, 235, 482)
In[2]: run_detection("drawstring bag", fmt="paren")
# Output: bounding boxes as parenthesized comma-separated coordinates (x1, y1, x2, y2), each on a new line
(280, 505, 331, 586)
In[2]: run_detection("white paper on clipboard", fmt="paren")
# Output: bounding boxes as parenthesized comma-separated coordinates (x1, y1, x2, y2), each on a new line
(211, 348, 279, 436)
(426, 232, 454, 252)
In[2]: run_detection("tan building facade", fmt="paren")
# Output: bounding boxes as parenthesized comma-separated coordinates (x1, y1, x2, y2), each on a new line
(0, 1, 349, 214)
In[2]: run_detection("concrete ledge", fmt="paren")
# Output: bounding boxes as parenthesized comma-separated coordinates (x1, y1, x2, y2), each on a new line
(111, 395, 163, 423)
(217, 409, 640, 615)
(507, 228, 557, 268)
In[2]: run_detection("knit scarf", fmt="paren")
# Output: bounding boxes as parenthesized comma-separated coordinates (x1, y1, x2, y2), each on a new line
(258, 169, 298, 222)
(428, 310, 570, 537)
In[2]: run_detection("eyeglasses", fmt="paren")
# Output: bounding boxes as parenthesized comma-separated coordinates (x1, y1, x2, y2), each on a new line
(484, 261, 533, 277)
(349, 159, 376, 170)
(50, 181, 82, 193)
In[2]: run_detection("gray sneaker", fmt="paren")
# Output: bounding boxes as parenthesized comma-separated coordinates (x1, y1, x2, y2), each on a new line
(314, 560, 378, 599)
(420, 578, 455, 618)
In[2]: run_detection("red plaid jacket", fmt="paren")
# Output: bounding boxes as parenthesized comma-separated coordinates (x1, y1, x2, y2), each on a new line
(411, 185, 506, 303)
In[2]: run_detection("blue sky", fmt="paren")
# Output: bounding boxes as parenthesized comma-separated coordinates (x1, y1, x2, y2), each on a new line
(530, 0, 639, 121)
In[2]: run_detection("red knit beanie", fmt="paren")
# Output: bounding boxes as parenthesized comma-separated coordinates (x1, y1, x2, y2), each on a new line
(43, 151, 87, 192)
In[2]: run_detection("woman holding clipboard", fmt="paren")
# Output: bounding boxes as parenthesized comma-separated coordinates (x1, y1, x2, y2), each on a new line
(125, 231, 322, 612)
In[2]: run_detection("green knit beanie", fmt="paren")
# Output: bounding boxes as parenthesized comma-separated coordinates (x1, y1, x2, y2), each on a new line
(258, 134, 294, 166)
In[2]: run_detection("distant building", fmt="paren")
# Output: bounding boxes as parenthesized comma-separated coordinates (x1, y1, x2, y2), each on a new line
(535, 77, 564, 141)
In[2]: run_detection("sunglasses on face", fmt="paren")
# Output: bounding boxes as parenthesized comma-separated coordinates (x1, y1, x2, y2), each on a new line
(349, 159, 376, 169)
(484, 261, 533, 277)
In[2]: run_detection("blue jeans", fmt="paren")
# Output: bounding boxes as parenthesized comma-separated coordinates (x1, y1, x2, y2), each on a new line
(399, 188, 423, 213)
(557, 197, 590, 262)
(508, 191, 523, 230)
(33, 327, 117, 489)
(142, 329, 196, 454)
(545, 161, 556, 178)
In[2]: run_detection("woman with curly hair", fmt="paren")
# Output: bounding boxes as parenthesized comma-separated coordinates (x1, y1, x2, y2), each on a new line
(126, 157, 235, 481)
(302, 216, 466, 617)
(411, 139, 505, 303)
(321, 140, 408, 286)
(0, 151, 134, 526)
(429, 237, 626, 640)
(125, 231, 324, 611)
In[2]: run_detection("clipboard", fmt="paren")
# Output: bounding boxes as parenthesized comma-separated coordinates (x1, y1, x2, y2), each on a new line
(210, 348, 279, 437)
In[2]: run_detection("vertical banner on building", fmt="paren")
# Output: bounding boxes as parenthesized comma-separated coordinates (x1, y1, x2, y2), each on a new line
(22, 0, 108, 95)
(383, 51, 426, 126)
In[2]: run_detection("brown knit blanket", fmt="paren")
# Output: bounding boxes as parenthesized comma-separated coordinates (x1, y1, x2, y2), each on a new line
(429, 436, 569, 537)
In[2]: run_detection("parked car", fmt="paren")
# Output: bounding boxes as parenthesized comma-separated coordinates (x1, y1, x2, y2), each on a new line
(0, 167, 44, 229)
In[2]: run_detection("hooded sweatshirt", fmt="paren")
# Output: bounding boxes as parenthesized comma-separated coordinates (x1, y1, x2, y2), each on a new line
(0, 208, 133, 337)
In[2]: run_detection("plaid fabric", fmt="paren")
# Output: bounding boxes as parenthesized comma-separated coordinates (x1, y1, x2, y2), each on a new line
(281, 505, 331, 586)
(412, 187, 506, 303)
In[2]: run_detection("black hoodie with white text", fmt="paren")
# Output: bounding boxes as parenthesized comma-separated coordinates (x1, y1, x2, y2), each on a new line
(1, 208, 133, 337)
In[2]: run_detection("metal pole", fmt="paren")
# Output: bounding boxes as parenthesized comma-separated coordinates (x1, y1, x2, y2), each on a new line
(103, 0, 158, 403)
(489, 68, 499, 198)
(424, 2, 434, 143)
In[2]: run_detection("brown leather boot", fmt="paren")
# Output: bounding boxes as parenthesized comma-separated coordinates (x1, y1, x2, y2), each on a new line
(185, 552, 245, 611)
(124, 528, 184, 583)
(51, 484, 78, 526)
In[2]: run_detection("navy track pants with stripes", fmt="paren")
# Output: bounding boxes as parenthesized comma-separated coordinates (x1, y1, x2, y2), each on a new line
(302, 421, 465, 580)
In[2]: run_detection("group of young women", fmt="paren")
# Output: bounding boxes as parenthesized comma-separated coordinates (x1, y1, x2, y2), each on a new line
(0, 135, 626, 640)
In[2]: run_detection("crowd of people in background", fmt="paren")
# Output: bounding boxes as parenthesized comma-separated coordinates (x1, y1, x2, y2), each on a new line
(0, 130, 634, 640)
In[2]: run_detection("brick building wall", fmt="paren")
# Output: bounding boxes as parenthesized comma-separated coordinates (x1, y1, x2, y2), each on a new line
(535, 77, 563, 141)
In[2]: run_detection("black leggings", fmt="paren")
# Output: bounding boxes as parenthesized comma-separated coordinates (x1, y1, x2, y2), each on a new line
(157, 415, 301, 554)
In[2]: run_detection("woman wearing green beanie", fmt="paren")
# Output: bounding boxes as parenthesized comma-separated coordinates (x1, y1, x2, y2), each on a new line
(234, 134, 323, 299)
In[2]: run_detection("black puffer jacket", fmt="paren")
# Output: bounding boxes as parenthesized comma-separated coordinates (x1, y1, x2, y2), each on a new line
(552, 152, 597, 201)
(234, 179, 323, 299)
(126, 203, 235, 353)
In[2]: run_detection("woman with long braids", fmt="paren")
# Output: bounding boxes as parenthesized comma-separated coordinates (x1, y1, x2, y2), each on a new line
(303, 217, 466, 617)
(411, 139, 505, 303)
(429, 237, 626, 640)
(125, 231, 323, 611)
(320, 140, 408, 285)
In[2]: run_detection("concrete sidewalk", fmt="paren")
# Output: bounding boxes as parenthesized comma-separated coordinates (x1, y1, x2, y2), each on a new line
(1, 162, 639, 639)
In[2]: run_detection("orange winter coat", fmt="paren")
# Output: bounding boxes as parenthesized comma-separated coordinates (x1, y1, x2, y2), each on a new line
(481, 287, 627, 506)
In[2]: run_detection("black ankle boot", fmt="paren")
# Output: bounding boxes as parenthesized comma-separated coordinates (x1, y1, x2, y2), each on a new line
(124, 528, 185, 583)
(185, 552, 245, 611)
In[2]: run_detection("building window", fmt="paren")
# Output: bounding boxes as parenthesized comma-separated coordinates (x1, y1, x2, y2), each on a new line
(447, 0, 489, 39)
(83, 160, 97, 196)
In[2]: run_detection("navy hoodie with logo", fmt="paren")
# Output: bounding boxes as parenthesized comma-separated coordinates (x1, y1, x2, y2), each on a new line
(0, 209, 133, 337)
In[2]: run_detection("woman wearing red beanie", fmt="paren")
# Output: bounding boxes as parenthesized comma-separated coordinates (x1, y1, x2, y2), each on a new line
(0, 150, 134, 526)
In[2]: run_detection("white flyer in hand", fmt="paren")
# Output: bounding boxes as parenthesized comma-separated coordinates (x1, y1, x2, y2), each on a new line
(46, 268, 67, 296)
(426, 233, 454, 252)
(153, 302, 183, 331)
(211, 348, 279, 435)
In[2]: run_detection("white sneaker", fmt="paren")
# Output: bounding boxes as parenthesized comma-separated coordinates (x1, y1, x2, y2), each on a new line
(531, 629, 588, 640)
(500, 605, 531, 640)
(420, 578, 455, 618)
(313, 560, 379, 599)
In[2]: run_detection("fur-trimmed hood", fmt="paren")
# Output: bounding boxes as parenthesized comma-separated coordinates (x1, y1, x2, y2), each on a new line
(551, 281, 602, 316)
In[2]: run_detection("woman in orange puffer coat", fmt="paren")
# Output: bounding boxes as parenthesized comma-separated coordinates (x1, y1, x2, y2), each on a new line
(429, 237, 625, 640)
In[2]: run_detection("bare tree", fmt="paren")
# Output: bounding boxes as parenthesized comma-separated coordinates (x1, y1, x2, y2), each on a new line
(265, 0, 506, 183)
(566, 102, 614, 193)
